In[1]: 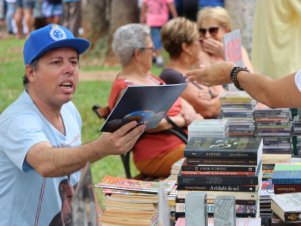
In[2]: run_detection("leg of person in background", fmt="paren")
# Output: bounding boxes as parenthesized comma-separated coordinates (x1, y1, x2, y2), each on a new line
(33, 0, 46, 29)
(5, 2, 16, 34)
(14, 0, 24, 38)
(49, 2, 62, 24)
(151, 26, 164, 67)
(0, 0, 4, 21)
(23, 0, 34, 36)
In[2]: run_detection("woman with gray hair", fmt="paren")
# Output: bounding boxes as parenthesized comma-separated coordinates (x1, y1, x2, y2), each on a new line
(108, 23, 201, 178)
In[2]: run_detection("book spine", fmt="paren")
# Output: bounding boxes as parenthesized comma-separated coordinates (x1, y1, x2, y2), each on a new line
(186, 157, 257, 165)
(184, 149, 257, 159)
(176, 184, 257, 192)
(176, 190, 258, 200)
(181, 164, 256, 172)
(175, 198, 256, 206)
(274, 184, 301, 194)
(180, 171, 255, 176)
(175, 203, 256, 216)
(177, 174, 259, 186)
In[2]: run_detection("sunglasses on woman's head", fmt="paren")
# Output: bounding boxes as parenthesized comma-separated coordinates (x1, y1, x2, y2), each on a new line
(199, 27, 219, 37)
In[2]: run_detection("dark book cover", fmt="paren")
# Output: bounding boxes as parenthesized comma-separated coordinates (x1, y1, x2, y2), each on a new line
(274, 184, 301, 194)
(181, 160, 258, 172)
(100, 84, 187, 132)
(184, 137, 262, 159)
(177, 162, 261, 186)
(186, 157, 258, 166)
(176, 184, 258, 192)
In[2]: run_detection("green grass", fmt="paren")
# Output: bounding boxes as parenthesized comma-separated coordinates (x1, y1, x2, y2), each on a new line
(0, 37, 166, 202)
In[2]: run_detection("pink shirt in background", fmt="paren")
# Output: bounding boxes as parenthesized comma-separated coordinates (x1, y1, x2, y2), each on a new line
(143, 0, 174, 27)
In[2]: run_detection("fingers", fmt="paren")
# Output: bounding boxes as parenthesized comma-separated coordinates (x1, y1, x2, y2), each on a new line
(114, 120, 139, 136)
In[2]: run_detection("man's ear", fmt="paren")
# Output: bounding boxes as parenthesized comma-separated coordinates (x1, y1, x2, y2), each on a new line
(25, 64, 35, 82)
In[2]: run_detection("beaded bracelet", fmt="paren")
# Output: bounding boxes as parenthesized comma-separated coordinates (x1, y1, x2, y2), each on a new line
(230, 66, 249, 91)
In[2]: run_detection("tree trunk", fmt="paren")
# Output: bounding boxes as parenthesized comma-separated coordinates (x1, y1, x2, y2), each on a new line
(81, 0, 139, 64)
(224, 0, 256, 57)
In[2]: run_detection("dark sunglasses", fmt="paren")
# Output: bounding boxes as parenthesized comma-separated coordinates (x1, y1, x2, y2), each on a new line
(199, 27, 219, 36)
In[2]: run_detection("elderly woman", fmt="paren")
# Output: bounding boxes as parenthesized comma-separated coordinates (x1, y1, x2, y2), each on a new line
(109, 23, 201, 178)
(160, 17, 222, 119)
(197, 7, 254, 72)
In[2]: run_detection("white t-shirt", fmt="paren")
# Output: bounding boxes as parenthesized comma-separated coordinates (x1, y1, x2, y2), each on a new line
(0, 91, 82, 226)
(295, 69, 301, 93)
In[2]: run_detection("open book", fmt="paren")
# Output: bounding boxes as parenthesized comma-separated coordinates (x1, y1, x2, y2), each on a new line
(100, 84, 187, 132)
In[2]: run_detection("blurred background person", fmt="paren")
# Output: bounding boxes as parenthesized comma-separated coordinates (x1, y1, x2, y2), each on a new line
(197, 6, 254, 73)
(5, 0, 16, 35)
(42, 0, 63, 24)
(160, 17, 222, 119)
(14, 0, 35, 38)
(252, 0, 301, 79)
(109, 23, 201, 178)
(198, 0, 224, 9)
(33, 0, 46, 29)
(174, 0, 198, 21)
(140, 0, 177, 67)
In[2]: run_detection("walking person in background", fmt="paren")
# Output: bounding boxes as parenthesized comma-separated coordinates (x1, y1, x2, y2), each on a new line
(14, 0, 35, 38)
(42, 0, 63, 24)
(5, 0, 17, 35)
(140, 0, 177, 67)
(62, 0, 80, 37)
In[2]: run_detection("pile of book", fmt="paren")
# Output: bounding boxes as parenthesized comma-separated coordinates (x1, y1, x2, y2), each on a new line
(175, 137, 263, 219)
(220, 91, 256, 137)
(187, 119, 229, 140)
(271, 162, 301, 224)
(175, 217, 262, 226)
(271, 192, 301, 224)
(292, 108, 301, 156)
(95, 175, 176, 226)
(254, 107, 292, 180)
(259, 179, 274, 224)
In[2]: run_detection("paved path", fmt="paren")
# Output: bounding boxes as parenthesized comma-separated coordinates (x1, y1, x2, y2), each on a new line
(79, 70, 117, 81)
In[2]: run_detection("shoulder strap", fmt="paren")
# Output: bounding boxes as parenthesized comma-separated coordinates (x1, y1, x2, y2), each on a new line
(164, 116, 188, 144)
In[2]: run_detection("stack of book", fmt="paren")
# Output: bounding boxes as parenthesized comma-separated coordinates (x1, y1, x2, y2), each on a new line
(220, 91, 256, 137)
(95, 175, 176, 226)
(175, 217, 262, 226)
(175, 137, 263, 219)
(292, 108, 301, 156)
(254, 107, 293, 180)
(271, 192, 301, 224)
(271, 162, 301, 224)
(187, 119, 229, 140)
(259, 179, 274, 223)
(272, 162, 301, 194)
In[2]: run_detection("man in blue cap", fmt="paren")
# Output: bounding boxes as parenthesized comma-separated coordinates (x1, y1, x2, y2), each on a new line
(0, 24, 145, 225)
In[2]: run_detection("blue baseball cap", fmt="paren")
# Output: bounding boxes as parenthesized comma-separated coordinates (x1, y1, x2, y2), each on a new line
(23, 24, 90, 65)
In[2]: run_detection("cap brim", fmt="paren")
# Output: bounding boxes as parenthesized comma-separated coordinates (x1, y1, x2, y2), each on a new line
(32, 38, 90, 62)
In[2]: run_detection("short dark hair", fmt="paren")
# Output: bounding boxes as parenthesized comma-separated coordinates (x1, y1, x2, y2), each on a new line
(23, 59, 39, 87)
